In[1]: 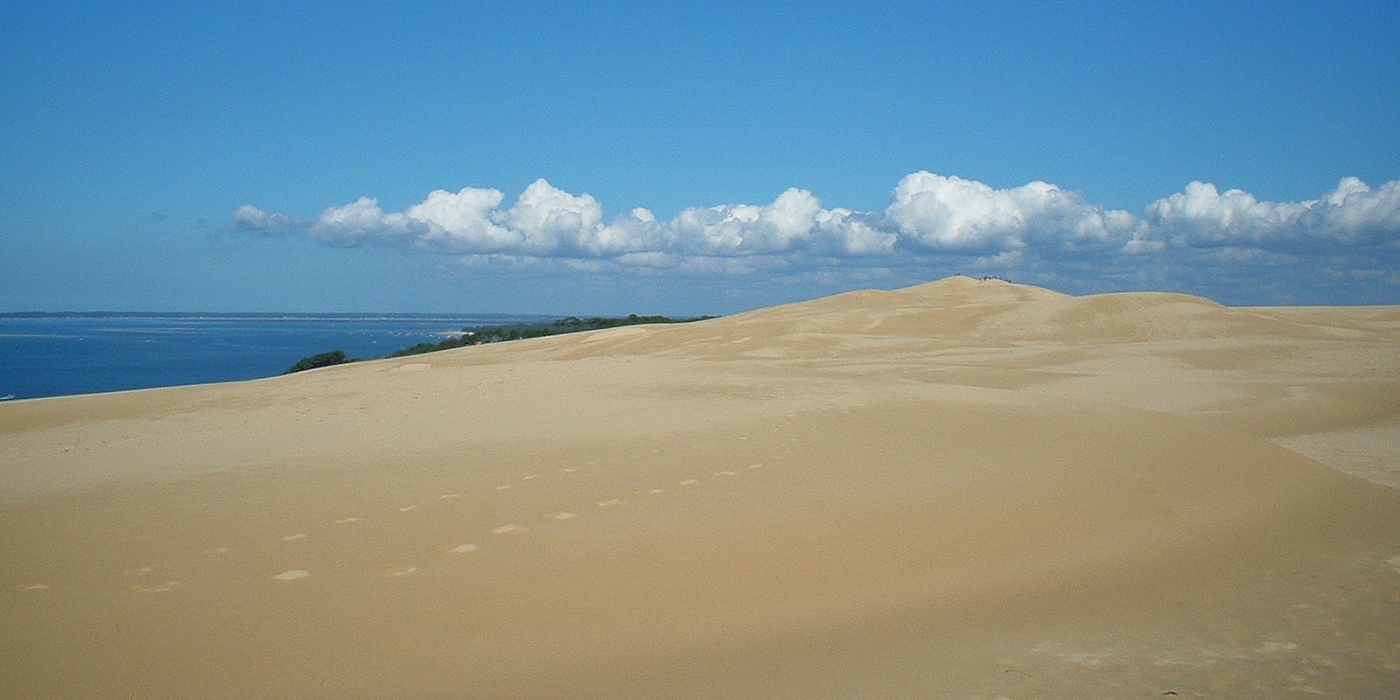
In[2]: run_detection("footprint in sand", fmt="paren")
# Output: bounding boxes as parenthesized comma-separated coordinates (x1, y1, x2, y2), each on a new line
(335, 517, 362, 525)
(552, 512, 577, 520)
(272, 570, 310, 582)
(449, 543, 480, 553)
(597, 499, 623, 507)
(131, 580, 182, 593)
(679, 479, 699, 486)
(281, 533, 308, 541)
(493, 524, 525, 534)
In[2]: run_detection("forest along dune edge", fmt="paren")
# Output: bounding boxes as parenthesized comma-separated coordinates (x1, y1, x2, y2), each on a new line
(1, 276, 1399, 699)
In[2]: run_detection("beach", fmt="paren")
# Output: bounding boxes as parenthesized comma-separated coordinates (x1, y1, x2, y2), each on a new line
(2, 276, 1398, 698)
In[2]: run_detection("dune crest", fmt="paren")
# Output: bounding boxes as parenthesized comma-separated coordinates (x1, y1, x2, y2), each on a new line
(2, 278, 1398, 699)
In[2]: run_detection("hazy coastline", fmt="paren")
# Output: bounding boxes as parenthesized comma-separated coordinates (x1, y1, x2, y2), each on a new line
(0, 312, 552, 401)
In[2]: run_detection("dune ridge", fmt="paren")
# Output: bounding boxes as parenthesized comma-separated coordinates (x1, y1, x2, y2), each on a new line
(2, 276, 1398, 699)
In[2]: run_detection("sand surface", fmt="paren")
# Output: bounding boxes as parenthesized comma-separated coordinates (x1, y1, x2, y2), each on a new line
(3, 276, 1398, 699)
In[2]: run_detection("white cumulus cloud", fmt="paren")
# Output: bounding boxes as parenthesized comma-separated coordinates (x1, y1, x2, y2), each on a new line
(505, 179, 606, 253)
(404, 186, 514, 252)
(230, 172, 1400, 279)
(310, 197, 422, 248)
(885, 172, 1141, 253)
(1143, 177, 1400, 248)
(229, 204, 303, 236)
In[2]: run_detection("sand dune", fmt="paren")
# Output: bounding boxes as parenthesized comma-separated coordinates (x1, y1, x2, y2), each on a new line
(2, 276, 1398, 699)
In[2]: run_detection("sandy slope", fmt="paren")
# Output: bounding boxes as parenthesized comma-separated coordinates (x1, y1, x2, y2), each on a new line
(2, 276, 1397, 699)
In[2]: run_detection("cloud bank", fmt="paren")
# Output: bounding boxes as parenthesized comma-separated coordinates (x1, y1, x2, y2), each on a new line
(231, 172, 1400, 294)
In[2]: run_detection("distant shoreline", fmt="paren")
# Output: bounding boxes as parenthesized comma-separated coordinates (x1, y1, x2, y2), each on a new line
(0, 311, 558, 322)
(284, 314, 718, 373)
(0, 313, 562, 401)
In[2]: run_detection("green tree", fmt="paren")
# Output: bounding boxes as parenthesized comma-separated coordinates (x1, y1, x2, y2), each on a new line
(284, 350, 349, 374)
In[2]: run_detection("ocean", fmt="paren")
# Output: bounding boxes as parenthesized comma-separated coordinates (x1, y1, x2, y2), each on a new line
(0, 312, 552, 401)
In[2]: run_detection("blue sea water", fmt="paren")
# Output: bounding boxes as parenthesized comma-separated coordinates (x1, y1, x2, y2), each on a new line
(0, 313, 551, 401)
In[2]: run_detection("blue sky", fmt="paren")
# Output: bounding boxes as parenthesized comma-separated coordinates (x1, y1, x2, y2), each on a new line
(2, 1, 1398, 314)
